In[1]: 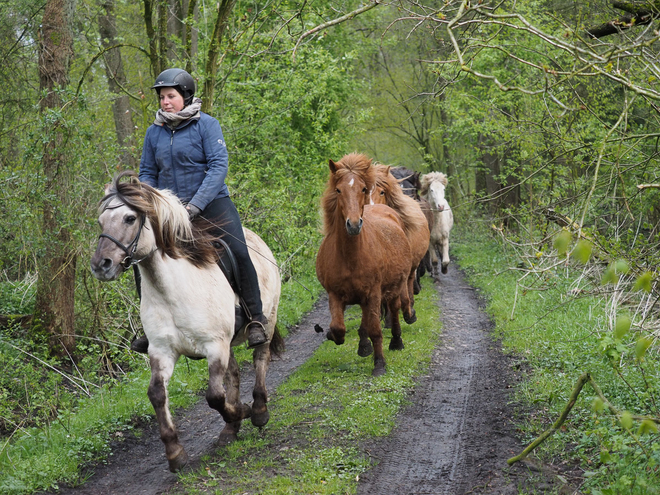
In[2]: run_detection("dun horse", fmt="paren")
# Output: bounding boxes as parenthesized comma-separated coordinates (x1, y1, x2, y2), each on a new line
(91, 172, 283, 472)
(372, 164, 430, 303)
(316, 153, 414, 376)
(420, 172, 454, 276)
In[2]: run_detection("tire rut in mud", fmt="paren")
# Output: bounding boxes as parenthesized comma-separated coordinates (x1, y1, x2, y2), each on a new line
(357, 266, 564, 495)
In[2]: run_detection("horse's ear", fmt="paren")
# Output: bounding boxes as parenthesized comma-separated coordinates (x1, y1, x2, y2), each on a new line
(385, 165, 391, 175)
(441, 174, 448, 186)
(329, 159, 338, 174)
(104, 183, 112, 195)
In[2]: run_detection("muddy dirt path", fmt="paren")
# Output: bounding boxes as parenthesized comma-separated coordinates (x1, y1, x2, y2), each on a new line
(45, 264, 570, 495)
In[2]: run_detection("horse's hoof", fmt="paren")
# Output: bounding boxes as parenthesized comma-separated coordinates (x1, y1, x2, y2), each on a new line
(251, 408, 270, 427)
(168, 448, 189, 473)
(372, 365, 386, 377)
(404, 309, 417, 325)
(218, 430, 239, 446)
(358, 341, 373, 357)
(389, 338, 404, 351)
(441, 263, 449, 274)
(326, 330, 345, 345)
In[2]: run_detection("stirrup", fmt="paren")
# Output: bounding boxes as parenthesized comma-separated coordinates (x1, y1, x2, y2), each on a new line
(247, 319, 268, 349)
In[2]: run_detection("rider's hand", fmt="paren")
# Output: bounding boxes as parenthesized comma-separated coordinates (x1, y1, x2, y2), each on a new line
(186, 204, 201, 220)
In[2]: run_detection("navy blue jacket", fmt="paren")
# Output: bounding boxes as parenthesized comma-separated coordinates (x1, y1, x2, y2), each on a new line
(139, 112, 229, 211)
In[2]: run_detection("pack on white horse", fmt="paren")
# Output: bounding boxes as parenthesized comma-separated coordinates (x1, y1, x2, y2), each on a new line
(420, 172, 454, 276)
(90, 171, 283, 472)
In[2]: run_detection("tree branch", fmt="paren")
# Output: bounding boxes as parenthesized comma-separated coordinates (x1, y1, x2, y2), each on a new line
(292, 1, 380, 61)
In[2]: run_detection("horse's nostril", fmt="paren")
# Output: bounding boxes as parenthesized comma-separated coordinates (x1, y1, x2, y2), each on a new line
(102, 258, 113, 269)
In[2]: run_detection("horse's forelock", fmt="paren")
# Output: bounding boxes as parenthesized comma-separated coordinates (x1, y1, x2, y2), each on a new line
(332, 153, 375, 189)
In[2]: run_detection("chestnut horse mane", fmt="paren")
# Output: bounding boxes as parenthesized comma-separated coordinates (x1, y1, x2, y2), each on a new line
(374, 164, 427, 237)
(98, 171, 218, 268)
(321, 153, 376, 235)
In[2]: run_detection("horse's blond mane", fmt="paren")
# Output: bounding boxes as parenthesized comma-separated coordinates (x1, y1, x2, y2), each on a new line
(99, 171, 217, 267)
(374, 164, 427, 236)
(420, 171, 448, 194)
(321, 153, 375, 235)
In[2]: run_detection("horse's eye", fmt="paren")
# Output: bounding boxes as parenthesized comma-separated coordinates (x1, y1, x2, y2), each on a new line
(336, 188, 341, 194)
(380, 190, 385, 196)
(125, 215, 137, 225)
(362, 187, 368, 194)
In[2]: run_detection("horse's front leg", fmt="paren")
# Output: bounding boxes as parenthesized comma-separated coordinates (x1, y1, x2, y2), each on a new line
(148, 353, 188, 472)
(207, 352, 252, 430)
(440, 234, 450, 274)
(250, 342, 272, 427)
(387, 296, 405, 352)
(326, 292, 347, 345)
(357, 306, 373, 357)
(363, 298, 386, 376)
(218, 350, 242, 446)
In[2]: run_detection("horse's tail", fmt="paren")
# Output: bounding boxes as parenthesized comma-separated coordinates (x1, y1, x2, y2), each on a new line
(269, 325, 285, 357)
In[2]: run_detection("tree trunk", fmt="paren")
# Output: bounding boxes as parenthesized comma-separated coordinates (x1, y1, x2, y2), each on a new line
(183, 0, 199, 73)
(99, 0, 137, 168)
(34, 0, 77, 357)
(201, 0, 236, 113)
(167, 0, 184, 62)
(143, 0, 160, 76)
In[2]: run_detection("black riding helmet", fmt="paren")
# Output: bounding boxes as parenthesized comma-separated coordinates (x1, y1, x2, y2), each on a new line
(152, 68, 196, 107)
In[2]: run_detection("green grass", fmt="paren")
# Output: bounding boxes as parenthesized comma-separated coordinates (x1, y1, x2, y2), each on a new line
(450, 218, 660, 495)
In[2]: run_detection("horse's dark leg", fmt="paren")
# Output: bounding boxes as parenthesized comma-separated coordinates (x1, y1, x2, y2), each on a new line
(413, 266, 422, 295)
(207, 353, 251, 429)
(364, 298, 386, 377)
(251, 340, 272, 427)
(399, 278, 417, 325)
(148, 354, 188, 473)
(218, 350, 242, 445)
(387, 297, 405, 351)
(326, 292, 347, 346)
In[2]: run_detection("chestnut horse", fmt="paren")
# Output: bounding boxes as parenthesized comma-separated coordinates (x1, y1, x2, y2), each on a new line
(316, 153, 415, 376)
(91, 172, 283, 472)
(372, 164, 430, 304)
(420, 172, 454, 275)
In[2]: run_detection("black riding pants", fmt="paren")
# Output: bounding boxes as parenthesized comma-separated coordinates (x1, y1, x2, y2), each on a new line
(202, 196, 264, 319)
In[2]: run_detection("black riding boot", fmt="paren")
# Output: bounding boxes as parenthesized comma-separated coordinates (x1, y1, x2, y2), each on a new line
(246, 313, 268, 349)
(130, 265, 150, 354)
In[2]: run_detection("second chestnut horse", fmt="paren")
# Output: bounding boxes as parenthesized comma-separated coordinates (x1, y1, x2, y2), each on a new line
(316, 153, 415, 376)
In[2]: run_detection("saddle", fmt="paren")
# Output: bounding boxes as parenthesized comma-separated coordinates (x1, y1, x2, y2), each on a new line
(212, 239, 250, 336)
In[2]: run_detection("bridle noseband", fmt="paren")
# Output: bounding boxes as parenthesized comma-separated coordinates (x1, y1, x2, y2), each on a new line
(98, 208, 149, 269)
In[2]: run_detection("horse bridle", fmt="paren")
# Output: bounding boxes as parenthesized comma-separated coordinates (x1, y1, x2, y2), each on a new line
(98, 204, 149, 269)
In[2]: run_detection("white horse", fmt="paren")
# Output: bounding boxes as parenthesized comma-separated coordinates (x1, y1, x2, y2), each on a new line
(420, 172, 454, 276)
(90, 172, 282, 472)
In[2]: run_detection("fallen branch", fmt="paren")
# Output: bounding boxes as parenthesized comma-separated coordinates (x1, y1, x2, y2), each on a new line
(638, 183, 660, 190)
(508, 372, 660, 465)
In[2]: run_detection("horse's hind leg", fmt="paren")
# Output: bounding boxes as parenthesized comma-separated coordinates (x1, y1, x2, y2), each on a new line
(251, 343, 271, 427)
(387, 297, 405, 351)
(399, 279, 417, 325)
(148, 354, 188, 473)
(207, 351, 251, 429)
(218, 350, 242, 446)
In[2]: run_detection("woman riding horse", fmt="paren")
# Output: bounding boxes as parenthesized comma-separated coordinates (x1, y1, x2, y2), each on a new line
(134, 68, 267, 351)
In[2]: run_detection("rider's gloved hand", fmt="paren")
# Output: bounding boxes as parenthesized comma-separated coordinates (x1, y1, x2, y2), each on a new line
(186, 204, 201, 220)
